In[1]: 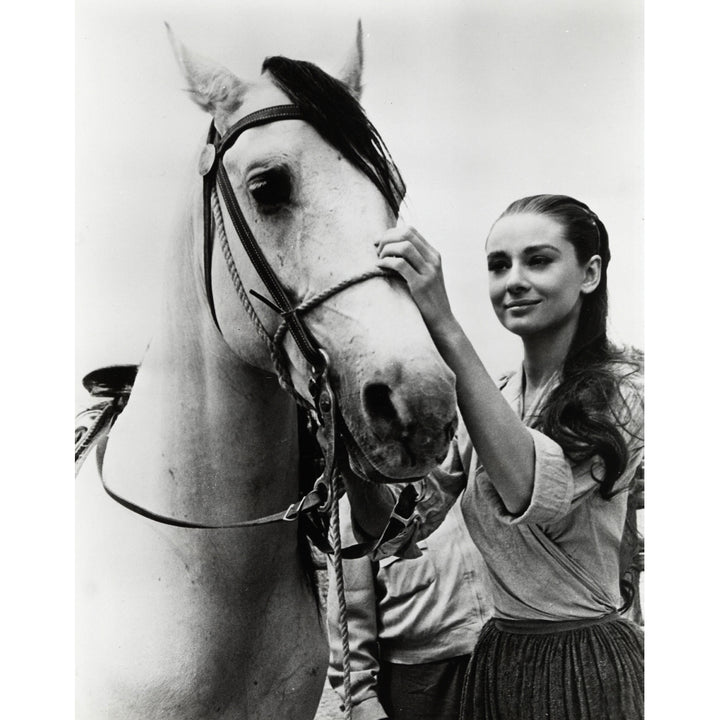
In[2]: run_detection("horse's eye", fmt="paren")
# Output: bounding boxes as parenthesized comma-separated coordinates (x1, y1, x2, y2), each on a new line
(248, 168, 292, 213)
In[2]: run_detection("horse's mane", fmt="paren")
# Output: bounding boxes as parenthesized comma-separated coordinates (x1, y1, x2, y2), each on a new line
(262, 56, 406, 217)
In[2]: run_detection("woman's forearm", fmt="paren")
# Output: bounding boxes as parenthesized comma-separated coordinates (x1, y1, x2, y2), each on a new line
(431, 317, 536, 514)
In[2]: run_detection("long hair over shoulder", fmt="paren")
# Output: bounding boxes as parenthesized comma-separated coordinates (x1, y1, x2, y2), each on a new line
(497, 195, 643, 609)
(498, 195, 643, 496)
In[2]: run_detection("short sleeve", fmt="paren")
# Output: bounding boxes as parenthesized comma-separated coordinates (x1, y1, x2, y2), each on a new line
(483, 428, 575, 525)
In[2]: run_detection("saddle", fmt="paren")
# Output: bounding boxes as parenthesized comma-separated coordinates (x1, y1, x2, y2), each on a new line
(75, 365, 138, 473)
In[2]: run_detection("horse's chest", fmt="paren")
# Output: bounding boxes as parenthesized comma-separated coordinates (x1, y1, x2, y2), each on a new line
(76, 457, 326, 719)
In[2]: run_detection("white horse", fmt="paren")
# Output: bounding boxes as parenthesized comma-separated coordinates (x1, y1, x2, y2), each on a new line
(76, 24, 457, 719)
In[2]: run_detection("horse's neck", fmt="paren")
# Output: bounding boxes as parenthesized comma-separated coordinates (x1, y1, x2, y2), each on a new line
(103, 210, 299, 524)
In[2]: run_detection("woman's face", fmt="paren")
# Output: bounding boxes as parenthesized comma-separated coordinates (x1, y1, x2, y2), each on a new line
(485, 212, 599, 339)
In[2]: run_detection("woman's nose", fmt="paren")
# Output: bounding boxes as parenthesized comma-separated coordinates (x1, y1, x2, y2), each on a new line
(506, 265, 529, 294)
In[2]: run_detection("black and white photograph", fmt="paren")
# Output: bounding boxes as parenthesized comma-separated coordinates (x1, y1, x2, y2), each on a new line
(75, 1, 645, 718)
(7, 0, 709, 717)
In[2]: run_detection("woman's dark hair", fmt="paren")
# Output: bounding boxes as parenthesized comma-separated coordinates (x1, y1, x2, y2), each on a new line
(497, 194, 643, 610)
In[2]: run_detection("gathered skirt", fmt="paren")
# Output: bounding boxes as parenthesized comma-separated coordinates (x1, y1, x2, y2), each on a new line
(460, 615, 644, 720)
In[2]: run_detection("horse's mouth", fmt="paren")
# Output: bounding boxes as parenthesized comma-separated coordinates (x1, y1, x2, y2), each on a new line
(339, 418, 425, 485)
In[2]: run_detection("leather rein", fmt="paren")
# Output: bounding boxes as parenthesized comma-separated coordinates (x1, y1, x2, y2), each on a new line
(77, 104, 418, 556)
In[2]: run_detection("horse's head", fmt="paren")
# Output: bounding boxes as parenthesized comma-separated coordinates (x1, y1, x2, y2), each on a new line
(168, 24, 458, 481)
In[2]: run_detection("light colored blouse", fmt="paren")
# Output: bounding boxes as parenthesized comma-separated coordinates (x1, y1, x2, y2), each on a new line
(359, 361, 644, 622)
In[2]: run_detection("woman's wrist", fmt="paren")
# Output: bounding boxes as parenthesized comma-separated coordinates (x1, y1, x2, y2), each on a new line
(425, 313, 467, 356)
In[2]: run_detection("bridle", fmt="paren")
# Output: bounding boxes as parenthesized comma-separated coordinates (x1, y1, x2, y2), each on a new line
(201, 103, 403, 517)
(204, 105, 328, 370)
(204, 102, 425, 541)
(202, 104, 388, 405)
(78, 103, 418, 544)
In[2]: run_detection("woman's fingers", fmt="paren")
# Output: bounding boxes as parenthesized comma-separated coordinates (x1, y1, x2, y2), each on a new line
(375, 224, 439, 264)
(377, 254, 421, 286)
(375, 225, 453, 331)
(376, 238, 427, 274)
(374, 224, 444, 293)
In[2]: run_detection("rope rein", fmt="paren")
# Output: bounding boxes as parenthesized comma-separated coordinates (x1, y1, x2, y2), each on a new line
(271, 269, 388, 356)
(212, 185, 388, 717)
(329, 468, 354, 720)
(211, 188, 305, 405)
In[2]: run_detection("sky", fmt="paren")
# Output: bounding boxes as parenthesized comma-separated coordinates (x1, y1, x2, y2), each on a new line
(76, 0, 644, 397)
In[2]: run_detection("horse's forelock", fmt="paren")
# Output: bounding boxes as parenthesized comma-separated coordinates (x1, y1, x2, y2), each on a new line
(261, 55, 406, 216)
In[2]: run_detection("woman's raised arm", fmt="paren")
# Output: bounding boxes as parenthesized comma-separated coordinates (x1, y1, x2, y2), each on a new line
(376, 224, 536, 515)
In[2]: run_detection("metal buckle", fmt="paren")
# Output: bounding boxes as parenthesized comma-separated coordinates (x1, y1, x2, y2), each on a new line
(283, 498, 304, 522)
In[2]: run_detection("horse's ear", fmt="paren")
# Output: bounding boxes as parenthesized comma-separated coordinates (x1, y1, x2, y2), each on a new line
(336, 20, 364, 100)
(165, 23, 248, 129)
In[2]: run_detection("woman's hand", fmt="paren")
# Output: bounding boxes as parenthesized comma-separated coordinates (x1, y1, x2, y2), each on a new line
(375, 224, 454, 333)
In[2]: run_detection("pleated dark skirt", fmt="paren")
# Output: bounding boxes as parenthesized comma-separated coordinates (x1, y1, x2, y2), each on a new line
(460, 615, 644, 720)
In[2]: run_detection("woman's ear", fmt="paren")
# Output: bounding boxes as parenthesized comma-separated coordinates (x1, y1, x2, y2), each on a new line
(581, 254, 602, 295)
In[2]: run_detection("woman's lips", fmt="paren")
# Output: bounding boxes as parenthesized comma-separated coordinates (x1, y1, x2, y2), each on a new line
(505, 299, 541, 309)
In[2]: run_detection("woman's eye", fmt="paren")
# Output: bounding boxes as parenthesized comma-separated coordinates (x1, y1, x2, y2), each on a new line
(487, 260, 509, 273)
(529, 255, 551, 267)
(248, 169, 292, 212)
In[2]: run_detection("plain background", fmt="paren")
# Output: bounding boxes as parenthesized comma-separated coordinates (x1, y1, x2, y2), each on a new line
(2, 1, 716, 718)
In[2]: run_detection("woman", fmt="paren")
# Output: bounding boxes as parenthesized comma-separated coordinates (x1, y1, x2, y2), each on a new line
(347, 194, 644, 719)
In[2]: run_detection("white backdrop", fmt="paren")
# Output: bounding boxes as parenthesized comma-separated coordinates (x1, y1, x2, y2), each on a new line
(76, 0, 643, 403)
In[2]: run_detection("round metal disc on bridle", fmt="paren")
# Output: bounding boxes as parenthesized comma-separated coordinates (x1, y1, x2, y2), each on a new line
(198, 144, 217, 176)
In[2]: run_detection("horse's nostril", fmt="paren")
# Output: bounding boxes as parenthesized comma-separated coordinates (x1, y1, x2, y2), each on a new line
(363, 383, 398, 424)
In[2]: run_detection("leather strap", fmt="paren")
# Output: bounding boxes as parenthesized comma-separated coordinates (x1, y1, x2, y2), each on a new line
(203, 104, 326, 370)
(202, 120, 219, 329)
(75, 382, 419, 557)
(96, 436, 330, 530)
